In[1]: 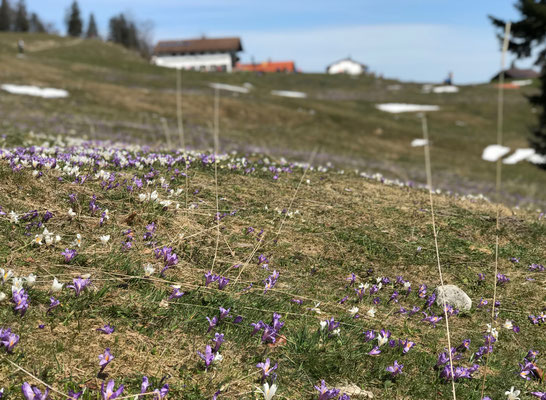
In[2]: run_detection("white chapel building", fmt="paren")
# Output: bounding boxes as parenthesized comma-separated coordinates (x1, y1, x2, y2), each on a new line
(151, 37, 243, 72)
(326, 57, 368, 76)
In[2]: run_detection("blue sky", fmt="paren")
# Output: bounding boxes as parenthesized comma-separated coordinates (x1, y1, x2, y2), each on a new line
(26, 0, 535, 83)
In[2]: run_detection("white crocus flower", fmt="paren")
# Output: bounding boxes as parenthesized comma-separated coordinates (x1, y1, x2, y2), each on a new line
(331, 328, 341, 336)
(319, 320, 328, 330)
(34, 234, 43, 245)
(348, 306, 359, 316)
(257, 382, 277, 400)
(486, 323, 499, 339)
(213, 352, 223, 363)
(67, 208, 76, 218)
(143, 264, 155, 277)
(367, 307, 376, 318)
(150, 191, 159, 201)
(404, 281, 411, 289)
(51, 278, 64, 292)
(72, 234, 82, 248)
(9, 211, 19, 223)
(503, 320, 513, 330)
(26, 273, 37, 287)
(1, 268, 14, 283)
(505, 386, 520, 400)
(0, 292, 6, 301)
(377, 333, 388, 347)
(55, 235, 61, 243)
(99, 235, 110, 244)
(12, 277, 23, 293)
(310, 302, 322, 314)
(138, 193, 147, 202)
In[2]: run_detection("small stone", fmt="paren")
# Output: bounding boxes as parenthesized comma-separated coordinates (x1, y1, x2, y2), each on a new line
(435, 285, 472, 311)
(337, 383, 374, 398)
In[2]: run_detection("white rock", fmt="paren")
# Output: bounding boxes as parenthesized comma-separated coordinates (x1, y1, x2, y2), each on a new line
(435, 285, 472, 311)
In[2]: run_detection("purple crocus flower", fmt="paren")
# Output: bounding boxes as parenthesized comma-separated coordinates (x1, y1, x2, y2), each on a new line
(314, 380, 340, 400)
(21, 383, 49, 400)
(219, 307, 230, 320)
(256, 358, 278, 380)
(101, 380, 124, 400)
(204, 271, 219, 286)
(421, 313, 442, 327)
(67, 277, 91, 296)
(99, 348, 114, 370)
(363, 330, 375, 342)
(368, 346, 381, 356)
(399, 339, 415, 354)
(207, 316, 218, 332)
(212, 333, 224, 353)
(67, 390, 83, 399)
(339, 295, 349, 304)
(47, 297, 60, 314)
(531, 393, 546, 400)
(12, 289, 29, 316)
(1, 330, 19, 353)
(168, 287, 184, 300)
(197, 345, 215, 369)
(386, 360, 403, 377)
(153, 385, 169, 399)
(418, 284, 427, 298)
(139, 376, 150, 399)
(217, 276, 230, 290)
(389, 291, 399, 303)
(61, 249, 77, 264)
(233, 315, 243, 324)
(97, 324, 115, 334)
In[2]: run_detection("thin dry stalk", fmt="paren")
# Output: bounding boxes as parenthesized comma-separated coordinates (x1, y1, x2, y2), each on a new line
(210, 87, 221, 273)
(421, 114, 456, 400)
(481, 21, 511, 399)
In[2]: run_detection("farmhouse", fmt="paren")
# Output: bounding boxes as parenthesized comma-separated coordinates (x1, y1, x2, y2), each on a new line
(491, 62, 539, 81)
(326, 57, 367, 76)
(151, 37, 243, 72)
(236, 60, 297, 73)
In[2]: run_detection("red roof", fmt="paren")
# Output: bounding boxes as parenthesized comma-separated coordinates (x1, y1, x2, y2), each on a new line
(236, 61, 296, 73)
(154, 37, 242, 55)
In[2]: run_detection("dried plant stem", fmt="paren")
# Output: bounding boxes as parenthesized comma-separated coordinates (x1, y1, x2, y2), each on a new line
(481, 21, 511, 399)
(421, 114, 456, 400)
(210, 86, 220, 273)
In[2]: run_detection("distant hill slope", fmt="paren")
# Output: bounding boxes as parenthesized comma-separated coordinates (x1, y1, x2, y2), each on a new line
(0, 32, 544, 206)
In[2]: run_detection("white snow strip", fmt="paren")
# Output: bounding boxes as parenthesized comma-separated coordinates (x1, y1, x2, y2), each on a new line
(208, 83, 250, 93)
(376, 103, 440, 113)
(270, 90, 307, 98)
(432, 86, 459, 93)
(527, 152, 546, 165)
(481, 144, 511, 162)
(511, 79, 533, 87)
(1, 84, 69, 98)
(411, 138, 429, 147)
(502, 148, 535, 164)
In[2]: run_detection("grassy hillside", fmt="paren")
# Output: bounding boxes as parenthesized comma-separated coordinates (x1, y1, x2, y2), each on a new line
(0, 131, 544, 400)
(0, 33, 545, 400)
(0, 33, 544, 207)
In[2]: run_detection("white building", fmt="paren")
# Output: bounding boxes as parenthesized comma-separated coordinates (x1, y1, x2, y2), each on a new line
(326, 57, 367, 76)
(151, 37, 243, 72)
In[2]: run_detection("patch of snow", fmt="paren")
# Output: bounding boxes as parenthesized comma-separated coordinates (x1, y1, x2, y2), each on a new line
(527, 152, 546, 165)
(411, 139, 428, 147)
(376, 103, 440, 113)
(271, 90, 307, 98)
(1, 84, 69, 98)
(208, 83, 250, 93)
(432, 85, 459, 93)
(502, 148, 535, 164)
(481, 144, 510, 162)
(511, 79, 533, 87)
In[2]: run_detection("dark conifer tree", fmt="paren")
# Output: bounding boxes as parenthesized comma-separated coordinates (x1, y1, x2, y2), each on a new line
(491, 0, 546, 167)
(13, 0, 28, 32)
(0, 0, 10, 31)
(29, 12, 45, 33)
(66, 0, 82, 37)
(85, 13, 98, 38)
